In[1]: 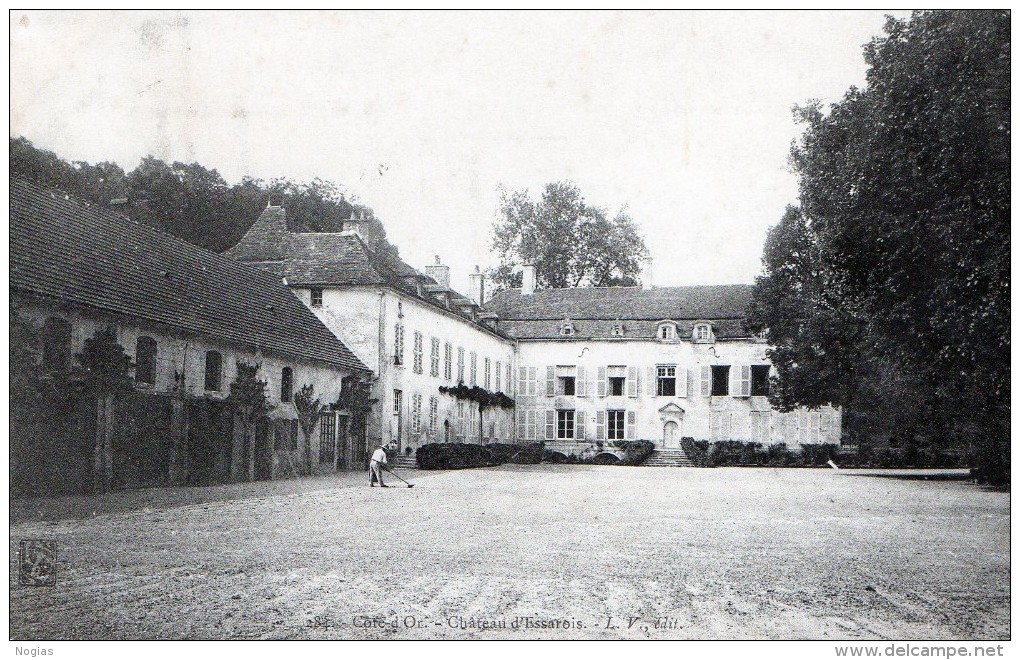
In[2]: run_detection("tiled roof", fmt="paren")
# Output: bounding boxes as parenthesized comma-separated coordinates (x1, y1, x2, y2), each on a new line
(10, 178, 370, 373)
(226, 207, 511, 339)
(487, 285, 753, 340)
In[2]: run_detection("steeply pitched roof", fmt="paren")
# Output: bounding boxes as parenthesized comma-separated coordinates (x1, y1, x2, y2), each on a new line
(226, 207, 511, 339)
(486, 285, 753, 340)
(10, 178, 370, 373)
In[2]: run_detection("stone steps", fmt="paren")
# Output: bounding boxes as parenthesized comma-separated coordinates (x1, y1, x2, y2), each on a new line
(642, 449, 695, 467)
(393, 456, 418, 470)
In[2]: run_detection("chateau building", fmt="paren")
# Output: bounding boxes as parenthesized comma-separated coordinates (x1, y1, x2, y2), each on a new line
(226, 208, 517, 452)
(485, 265, 842, 457)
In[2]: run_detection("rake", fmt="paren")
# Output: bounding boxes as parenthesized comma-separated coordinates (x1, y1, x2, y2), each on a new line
(382, 465, 415, 488)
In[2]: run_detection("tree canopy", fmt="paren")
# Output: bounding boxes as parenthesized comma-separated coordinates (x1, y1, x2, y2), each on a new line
(489, 181, 647, 291)
(747, 11, 1009, 483)
(10, 137, 399, 257)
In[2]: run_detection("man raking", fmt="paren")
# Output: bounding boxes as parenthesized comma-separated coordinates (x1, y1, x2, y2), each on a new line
(369, 443, 389, 487)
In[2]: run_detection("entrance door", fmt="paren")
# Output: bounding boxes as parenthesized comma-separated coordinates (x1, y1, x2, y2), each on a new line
(663, 421, 680, 448)
(444, 419, 451, 442)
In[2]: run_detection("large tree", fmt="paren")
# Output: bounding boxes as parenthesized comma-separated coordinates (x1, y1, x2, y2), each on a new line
(748, 11, 1009, 483)
(489, 181, 647, 290)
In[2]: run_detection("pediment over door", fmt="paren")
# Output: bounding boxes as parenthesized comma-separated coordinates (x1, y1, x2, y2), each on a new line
(658, 402, 685, 421)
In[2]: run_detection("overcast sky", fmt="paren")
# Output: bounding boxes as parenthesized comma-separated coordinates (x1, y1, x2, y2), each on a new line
(10, 10, 906, 293)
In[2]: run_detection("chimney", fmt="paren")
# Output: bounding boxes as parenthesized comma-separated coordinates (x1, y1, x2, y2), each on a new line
(342, 209, 367, 240)
(468, 265, 485, 306)
(522, 264, 536, 296)
(641, 256, 655, 289)
(424, 255, 451, 289)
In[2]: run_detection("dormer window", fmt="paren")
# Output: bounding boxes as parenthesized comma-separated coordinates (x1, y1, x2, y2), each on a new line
(693, 322, 713, 342)
(560, 320, 576, 337)
(610, 322, 625, 337)
(657, 322, 677, 341)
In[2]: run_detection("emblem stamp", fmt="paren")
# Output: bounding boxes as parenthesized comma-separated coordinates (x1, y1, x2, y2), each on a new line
(19, 540, 57, 586)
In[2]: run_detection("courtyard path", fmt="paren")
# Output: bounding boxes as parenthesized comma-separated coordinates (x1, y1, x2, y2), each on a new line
(9, 465, 1009, 640)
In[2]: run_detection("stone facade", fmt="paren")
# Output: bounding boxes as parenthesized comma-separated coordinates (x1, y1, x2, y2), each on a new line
(295, 285, 516, 451)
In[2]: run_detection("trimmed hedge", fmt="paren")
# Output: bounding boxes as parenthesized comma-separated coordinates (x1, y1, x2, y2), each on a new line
(681, 437, 711, 467)
(616, 440, 655, 466)
(485, 442, 545, 465)
(416, 443, 497, 470)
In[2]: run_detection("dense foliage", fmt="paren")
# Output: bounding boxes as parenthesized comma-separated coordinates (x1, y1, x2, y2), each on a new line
(438, 383, 515, 409)
(485, 442, 545, 465)
(746, 11, 1009, 485)
(489, 181, 648, 291)
(415, 443, 498, 470)
(10, 137, 399, 257)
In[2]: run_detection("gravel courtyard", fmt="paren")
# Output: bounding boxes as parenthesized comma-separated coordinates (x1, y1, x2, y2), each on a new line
(9, 465, 1009, 640)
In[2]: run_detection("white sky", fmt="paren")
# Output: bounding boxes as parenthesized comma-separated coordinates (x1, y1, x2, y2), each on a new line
(10, 10, 906, 294)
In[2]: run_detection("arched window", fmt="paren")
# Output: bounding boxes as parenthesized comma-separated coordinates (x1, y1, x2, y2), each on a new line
(281, 367, 293, 403)
(204, 351, 223, 391)
(693, 323, 713, 342)
(610, 322, 625, 337)
(657, 322, 677, 341)
(560, 320, 575, 336)
(42, 317, 72, 372)
(135, 336, 157, 385)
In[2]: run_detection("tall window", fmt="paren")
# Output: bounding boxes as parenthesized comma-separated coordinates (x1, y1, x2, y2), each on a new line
(393, 389, 402, 415)
(135, 336, 157, 385)
(457, 347, 465, 382)
(607, 410, 625, 440)
(711, 365, 730, 396)
(495, 361, 502, 392)
(444, 342, 453, 380)
(393, 323, 405, 365)
(430, 337, 441, 377)
(557, 410, 575, 439)
(751, 365, 771, 396)
(41, 317, 72, 372)
(310, 288, 323, 308)
(484, 358, 491, 389)
(281, 366, 293, 402)
(656, 365, 677, 396)
(413, 331, 424, 374)
(204, 351, 223, 391)
(429, 395, 439, 433)
(470, 351, 477, 386)
(411, 393, 423, 434)
(506, 363, 512, 394)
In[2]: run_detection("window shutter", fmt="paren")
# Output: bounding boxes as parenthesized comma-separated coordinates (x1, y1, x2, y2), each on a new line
(576, 413, 585, 440)
(527, 410, 537, 440)
(576, 366, 587, 397)
(517, 409, 526, 440)
(647, 367, 657, 396)
(820, 411, 833, 443)
(545, 366, 555, 397)
(519, 366, 528, 396)
(596, 410, 606, 440)
(677, 367, 688, 397)
(597, 367, 607, 397)
(701, 366, 712, 397)
(738, 365, 752, 397)
(627, 367, 637, 397)
(545, 409, 556, 440)
(626, 410, 636, 439)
